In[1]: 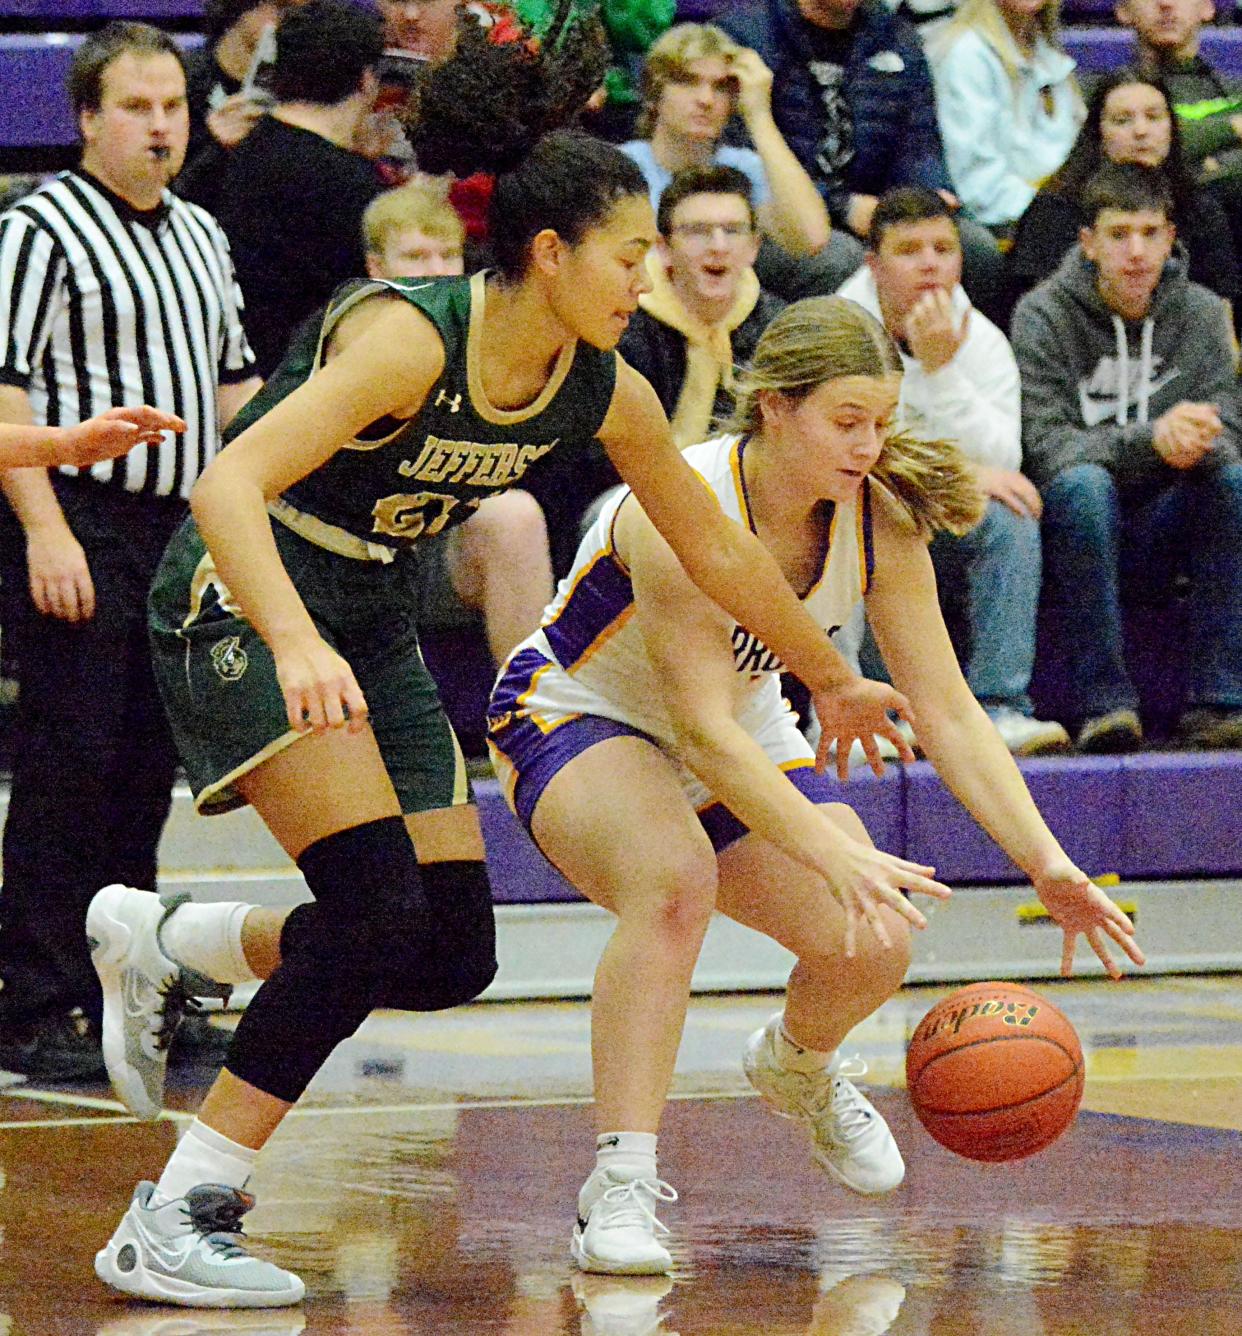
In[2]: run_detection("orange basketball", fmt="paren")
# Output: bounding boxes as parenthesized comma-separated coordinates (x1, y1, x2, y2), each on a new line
(905, 981, 1084, 1163)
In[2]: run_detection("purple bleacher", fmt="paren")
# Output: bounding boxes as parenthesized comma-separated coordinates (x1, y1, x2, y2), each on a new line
(1120, 751, 1242, 878)
(904, 755, 1126, 883)
(476, 751, 1242, 903)
(0, 0, 202, 15)
(0, 32, 204, 149)
(1065, 25, 1242, 74)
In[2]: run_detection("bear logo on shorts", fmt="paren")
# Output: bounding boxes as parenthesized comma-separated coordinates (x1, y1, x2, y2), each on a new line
(210, 635, 249, 683)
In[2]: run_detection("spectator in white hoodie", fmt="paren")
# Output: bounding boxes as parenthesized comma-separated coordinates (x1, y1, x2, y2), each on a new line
(928, 0, 1083, 232)
(838, 187, 1070, 754)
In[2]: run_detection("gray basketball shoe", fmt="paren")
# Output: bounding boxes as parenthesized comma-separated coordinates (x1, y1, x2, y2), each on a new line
(95, 1181, 305, 1308)
(88, 884, 231, 1120)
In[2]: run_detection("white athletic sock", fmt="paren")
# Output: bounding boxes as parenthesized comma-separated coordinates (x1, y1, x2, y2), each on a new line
(594, 1131, 658, 1181)
(776, 1018, 835, 1074)
(152, 1118, 258, 1205)
(159, 901, 260, 985)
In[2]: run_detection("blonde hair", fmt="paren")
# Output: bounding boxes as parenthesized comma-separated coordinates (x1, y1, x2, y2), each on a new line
(726, 297, 984, 538)
(361, 179, 465, 256)
(932, 0, 1071, 88)
(636, 22, 742, 138)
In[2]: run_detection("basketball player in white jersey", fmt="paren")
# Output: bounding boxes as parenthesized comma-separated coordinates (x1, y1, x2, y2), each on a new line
(487, 296, 1146, 1276)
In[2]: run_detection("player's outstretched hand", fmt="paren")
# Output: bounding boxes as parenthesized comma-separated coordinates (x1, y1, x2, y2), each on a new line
(60, 406, 187, 466)
(820, 836, 951, 961)
(1035, 864, 1146, 980)
(811, 676, 917, 781)
(275, 635, 370, 735)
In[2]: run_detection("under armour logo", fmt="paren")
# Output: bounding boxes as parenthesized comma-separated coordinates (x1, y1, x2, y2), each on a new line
(435, 388, 462, 413)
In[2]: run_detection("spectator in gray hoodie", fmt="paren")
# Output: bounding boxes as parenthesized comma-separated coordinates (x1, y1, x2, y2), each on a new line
(1012, 162, 1242, 753)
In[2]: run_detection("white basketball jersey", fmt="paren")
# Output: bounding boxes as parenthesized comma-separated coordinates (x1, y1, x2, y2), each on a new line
(501, 434, 874, 747)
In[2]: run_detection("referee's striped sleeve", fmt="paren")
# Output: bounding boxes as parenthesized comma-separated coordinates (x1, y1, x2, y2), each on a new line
(0, 210, 64, 390)
(206, 213, 253, 381)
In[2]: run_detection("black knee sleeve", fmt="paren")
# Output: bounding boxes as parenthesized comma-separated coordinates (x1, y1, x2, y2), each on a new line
(228, 824, 498, 1102)
(373, 860, 497, 1012)
(227, 816, 427, 1102)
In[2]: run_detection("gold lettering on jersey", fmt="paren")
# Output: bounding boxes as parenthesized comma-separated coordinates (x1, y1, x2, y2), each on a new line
(731, 626, 784, 676)
(399, 437, 558, 488)
(373, 491, 476, 540)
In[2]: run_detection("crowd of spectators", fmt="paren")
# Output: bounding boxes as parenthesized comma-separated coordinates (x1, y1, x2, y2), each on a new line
(1, 0, 1242, 1079)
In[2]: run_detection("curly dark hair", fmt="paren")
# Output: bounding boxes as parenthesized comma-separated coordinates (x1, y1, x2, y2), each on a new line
(404, 0, 648, 279)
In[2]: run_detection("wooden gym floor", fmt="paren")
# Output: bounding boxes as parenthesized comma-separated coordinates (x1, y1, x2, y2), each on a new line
(1, 975, 1239, 1334)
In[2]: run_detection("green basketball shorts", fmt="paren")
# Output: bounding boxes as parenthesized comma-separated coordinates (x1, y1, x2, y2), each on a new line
(149, 514, 470, 817)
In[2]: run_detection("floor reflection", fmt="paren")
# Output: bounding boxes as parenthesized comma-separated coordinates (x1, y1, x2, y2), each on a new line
(2, 977, 1240, 1333)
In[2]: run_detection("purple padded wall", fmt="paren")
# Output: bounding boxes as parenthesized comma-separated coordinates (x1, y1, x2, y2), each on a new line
(0, 0, 202, 14)
(904, 756, 1125, 884)
(1065, 27, 1242, 75)
(0, 33, 204, 149)
(1120, 751, 1242, 877)
(476, 779, 581, 905)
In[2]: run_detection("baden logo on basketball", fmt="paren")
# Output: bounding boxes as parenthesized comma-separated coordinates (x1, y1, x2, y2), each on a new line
(210, 635, 249, 683)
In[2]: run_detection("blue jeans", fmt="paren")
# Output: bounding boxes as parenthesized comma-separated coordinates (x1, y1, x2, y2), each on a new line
(932, 499, 1041, 715)
(1040, 462, 1242, 718)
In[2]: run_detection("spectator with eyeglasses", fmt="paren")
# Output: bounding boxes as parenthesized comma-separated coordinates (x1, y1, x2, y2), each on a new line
(618, 165, 785, 450)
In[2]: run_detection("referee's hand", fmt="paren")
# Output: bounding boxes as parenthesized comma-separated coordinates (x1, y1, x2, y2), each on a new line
(58, 406, 186, 468)
(26, 523, 94, 623)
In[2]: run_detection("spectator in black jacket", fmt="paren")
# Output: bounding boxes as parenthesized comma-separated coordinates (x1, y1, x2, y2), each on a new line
(1006, 68, 1240, 323)
(717, 0, 1006, 320)
(182, 0, 384, 377)
(619, 165, 784, 448)
(182, 0, 303, 164)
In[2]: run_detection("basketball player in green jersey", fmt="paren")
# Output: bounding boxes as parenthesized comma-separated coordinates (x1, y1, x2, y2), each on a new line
(89, 6, 918, 1309)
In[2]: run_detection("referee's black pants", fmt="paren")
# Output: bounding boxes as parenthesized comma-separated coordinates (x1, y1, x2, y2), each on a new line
(0, 477, 185, 1026)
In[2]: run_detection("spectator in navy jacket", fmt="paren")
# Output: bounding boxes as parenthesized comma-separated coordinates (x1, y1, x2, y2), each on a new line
(718, 0, 1006, 320)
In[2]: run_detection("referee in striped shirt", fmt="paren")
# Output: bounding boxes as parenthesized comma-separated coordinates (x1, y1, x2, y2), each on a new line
(0, 22, 260, 1080)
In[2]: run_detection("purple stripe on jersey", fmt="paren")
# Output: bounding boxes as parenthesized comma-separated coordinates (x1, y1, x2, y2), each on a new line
(489, 646, 554, 722)
(542, 551, 634, 670)
(698, 764, 841, 853)
(490, 712, 652, 829)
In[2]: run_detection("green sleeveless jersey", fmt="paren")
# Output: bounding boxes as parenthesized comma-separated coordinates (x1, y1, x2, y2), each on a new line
(227, 271, 618, 553)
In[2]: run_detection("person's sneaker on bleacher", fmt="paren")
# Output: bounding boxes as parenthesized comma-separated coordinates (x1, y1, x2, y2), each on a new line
(987, 706, 1070, 756)
(87, 885, 230, 1120)
(1174, 706, 1242, 750)
(743, 1014, 905, 1195)
(95, 1181, 305, 1308)
(0, 1006, 104, 1082)
(1076, 708, 1143, 754)
(572, 1167, 678, 1275)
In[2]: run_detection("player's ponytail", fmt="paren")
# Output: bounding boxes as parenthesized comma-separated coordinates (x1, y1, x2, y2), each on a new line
(727, 296, 985, 538)
(404, 0, 648, 280)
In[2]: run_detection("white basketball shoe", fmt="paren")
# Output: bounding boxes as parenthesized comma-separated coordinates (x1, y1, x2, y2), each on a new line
(743, 1014, 905, 1195)
(572, 1167, 679, 1275)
